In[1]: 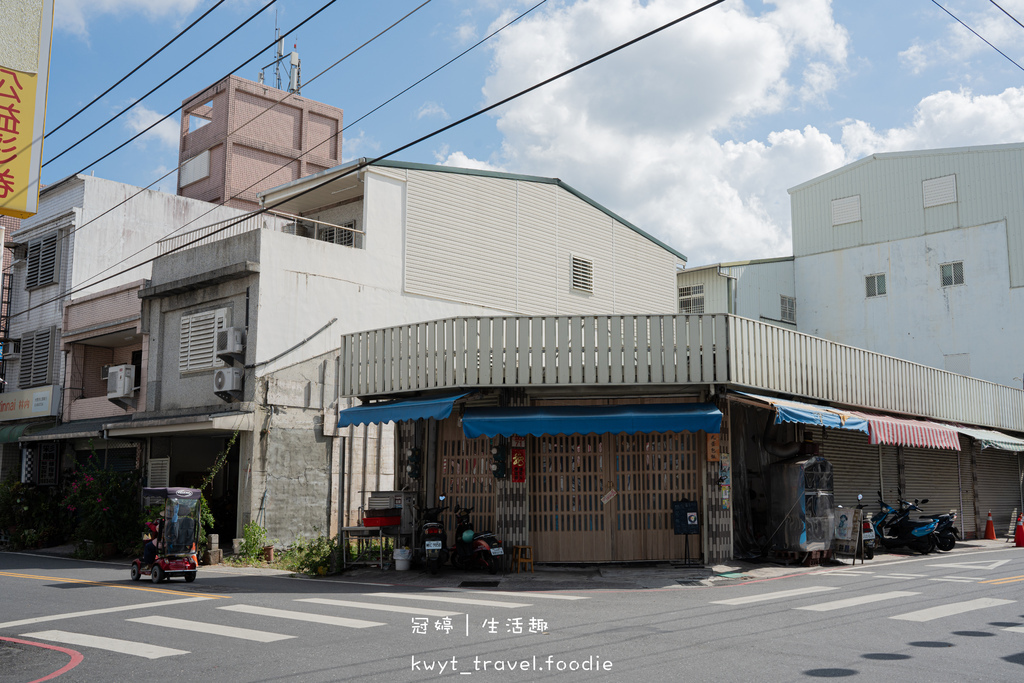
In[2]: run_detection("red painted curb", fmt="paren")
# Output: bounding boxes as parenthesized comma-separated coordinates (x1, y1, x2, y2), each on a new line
(0, 636, 84, 682)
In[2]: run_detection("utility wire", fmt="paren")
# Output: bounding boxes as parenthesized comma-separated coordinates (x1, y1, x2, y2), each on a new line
(12, 0, 725, 321)
(47, 0, 228, 138)
(989, 0, 1024, 31)
(931, 0, 1024, 72)
(44, 0, 281, 168)
(70, 0, 542, 295)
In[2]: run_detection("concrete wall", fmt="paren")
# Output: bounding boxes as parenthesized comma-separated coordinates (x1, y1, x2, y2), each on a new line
(795, 219, 1021, 386)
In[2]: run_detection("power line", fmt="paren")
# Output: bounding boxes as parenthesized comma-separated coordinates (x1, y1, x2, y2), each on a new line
(11, 0, 725, 322)
(931, 0, 1024, 72)
(989, 0, 1024, 31)
(46, 0, 228, 138)
(43, 0, 282, 168)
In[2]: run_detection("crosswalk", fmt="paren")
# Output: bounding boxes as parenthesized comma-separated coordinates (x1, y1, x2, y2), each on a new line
(14, 589, 585, 660)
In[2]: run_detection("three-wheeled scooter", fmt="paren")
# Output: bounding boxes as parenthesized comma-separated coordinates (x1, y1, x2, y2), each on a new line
(130, 487, 201, 583)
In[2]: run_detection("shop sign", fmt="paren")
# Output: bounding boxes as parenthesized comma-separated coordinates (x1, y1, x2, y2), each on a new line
(0, 385, 58, 421)
(510, 435, 526, 483)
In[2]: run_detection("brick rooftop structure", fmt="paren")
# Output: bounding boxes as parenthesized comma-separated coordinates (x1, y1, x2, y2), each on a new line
(177, 75, 343, 212)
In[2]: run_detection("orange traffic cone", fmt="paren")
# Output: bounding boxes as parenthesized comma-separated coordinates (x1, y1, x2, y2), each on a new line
(985, 511, 997, 540)
(1016, 515, 1024, 548)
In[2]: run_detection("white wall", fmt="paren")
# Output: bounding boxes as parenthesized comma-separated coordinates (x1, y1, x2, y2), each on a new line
(795, 220, 1022, 386)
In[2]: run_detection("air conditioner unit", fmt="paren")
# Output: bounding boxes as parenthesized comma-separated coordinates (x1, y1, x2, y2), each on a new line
(106, 364, 135, 399)
(214, 367, 243, 402)
(216, 327, 245, 366)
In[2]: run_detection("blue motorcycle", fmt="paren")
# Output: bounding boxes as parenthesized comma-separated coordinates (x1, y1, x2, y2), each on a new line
(870, 492, 938, 554)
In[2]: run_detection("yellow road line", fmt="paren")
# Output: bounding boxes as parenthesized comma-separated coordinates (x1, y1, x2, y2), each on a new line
(0, 571, 229, 598)
(980, 574, 1024, 584)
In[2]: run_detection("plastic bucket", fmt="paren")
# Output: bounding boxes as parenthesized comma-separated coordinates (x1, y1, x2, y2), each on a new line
(394, 548, 412, 571)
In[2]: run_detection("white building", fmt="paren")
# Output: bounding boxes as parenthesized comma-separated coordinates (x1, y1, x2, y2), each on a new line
(790, 142, 1024, 387)
(676, 256, 795, 327)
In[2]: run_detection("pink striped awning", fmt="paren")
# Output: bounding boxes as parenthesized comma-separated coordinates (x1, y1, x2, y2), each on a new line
(851, 411, 960, 450)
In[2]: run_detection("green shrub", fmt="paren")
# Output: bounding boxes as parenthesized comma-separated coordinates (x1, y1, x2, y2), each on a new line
(239, 521, 269, 561)
(281, 530, 336, 576)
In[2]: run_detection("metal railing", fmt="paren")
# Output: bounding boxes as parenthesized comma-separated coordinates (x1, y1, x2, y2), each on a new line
(339, 313, 1024, 432)
(155, 210, 363, 256)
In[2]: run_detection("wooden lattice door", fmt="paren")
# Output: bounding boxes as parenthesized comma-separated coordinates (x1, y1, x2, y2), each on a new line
(436, 417, 496, 541)
(530, 431, 701, 562)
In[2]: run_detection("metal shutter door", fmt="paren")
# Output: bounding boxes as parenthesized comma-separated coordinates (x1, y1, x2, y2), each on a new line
(902, 447, 962, 520)
(821, 429, 880, 510)
(975, 449, 1022, 538)
(880, 446, 900, 502)
(955, 435, 976, 537)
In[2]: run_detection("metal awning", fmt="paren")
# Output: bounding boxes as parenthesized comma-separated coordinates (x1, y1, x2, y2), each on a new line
(952, 425, 1024, 452)
(0, 424, 31, 443)
(732, 391, 869, 434)
(850, 411, 961, 450)
(461, 403, 723, 438)
(336, 392, 472, 428)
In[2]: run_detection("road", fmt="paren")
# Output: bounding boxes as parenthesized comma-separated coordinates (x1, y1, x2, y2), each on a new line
(2, 547, 1024, 682)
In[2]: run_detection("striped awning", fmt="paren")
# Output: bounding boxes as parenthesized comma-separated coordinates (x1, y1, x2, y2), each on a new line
(952, 425, 1024, 452)
(851, 411, 960, 450)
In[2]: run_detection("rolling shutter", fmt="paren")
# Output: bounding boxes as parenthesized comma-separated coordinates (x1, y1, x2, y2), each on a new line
(820, 429, 879, 509)
(880, 445, 900, 502)
(974, 448, 1022, 538)
(902, 447, 962, 520)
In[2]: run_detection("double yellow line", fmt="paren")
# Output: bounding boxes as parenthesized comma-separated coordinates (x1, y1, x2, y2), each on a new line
(980, 574, 1024, 586)
(0, 570, 229, 598)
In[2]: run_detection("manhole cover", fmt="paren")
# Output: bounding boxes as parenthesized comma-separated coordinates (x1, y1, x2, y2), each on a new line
(459, 581, 501, 588)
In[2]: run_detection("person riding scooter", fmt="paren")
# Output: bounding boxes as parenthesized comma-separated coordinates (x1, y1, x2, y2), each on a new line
(142, 517, 163, 568)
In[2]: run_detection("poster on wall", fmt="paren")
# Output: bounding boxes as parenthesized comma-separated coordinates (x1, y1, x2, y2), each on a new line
(510, 435, 526, 483)
(707, 433, 720, 462)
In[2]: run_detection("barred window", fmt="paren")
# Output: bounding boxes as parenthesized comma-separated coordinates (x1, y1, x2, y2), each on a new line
(781, 295, 797, 324)
(940, 261, 964, 287)
(866, 273, 887, 298)
(678, 284, 705, 314)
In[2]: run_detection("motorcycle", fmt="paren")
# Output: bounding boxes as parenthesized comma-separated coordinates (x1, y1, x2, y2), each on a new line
(450, 506, 504, 574)
(913, 502, 959, 552)
(418, 498, 449, 575)
(870, 491, 938, 554)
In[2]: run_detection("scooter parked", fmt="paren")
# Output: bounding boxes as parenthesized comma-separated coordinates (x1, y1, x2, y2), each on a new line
(450, 506, 504, 574)
(911, 501, 959, 552)
(418, 498, 449, 575)
(870, 491, 938, 554)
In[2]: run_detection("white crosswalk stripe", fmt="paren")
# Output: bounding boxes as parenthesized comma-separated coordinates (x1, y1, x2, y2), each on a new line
(795, 591, 919, 612)
(428, 589, 588, 601)
(711, 586, 838, 606)
(363, 592, 531, 608)
(127, 615, 295, 642)
(809, 570, 874, 576)
(219, 604, 384, 628)
(21, 630, 188, 659)
(890, 598, 1016, 622)
(297, 598, 462, 617)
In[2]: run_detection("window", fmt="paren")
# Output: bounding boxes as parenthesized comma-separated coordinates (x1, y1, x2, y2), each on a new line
(865, 273, 886, 298)
(780, 295, 797, 324)
(25, 232, 60, 289)
(179, 150, 210, 187)
(37, 444, 58, 486)
(923, 175, 957, 208)
(571, 256, 593, 293)
(18, 327, 54, 388)
(179, 308, 228, 372)
(831, 195, 861, 226)
(317, 221, 357, 247)
(131, 350, 143, 389)
(940, 261, 964, 287)
(678, 284, 705, 314)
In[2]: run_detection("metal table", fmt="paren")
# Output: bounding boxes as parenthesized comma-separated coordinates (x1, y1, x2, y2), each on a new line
(340, 525, 400, 569)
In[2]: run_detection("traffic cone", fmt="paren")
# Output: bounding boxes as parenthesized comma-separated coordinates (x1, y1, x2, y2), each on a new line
(1016, 515, 1024, 548)
(984, 511, 997, 540)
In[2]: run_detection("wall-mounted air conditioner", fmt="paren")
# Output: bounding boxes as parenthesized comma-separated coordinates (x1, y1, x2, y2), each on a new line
(214, 367, 243, 402)
(216, 327, 245, 366)
(107, 364, 135, 399)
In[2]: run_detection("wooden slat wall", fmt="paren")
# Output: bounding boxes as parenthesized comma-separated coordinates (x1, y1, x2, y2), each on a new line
(436, 416, 497, 542)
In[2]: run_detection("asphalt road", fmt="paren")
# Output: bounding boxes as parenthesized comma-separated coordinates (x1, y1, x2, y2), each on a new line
(2, 546, 1024, 682)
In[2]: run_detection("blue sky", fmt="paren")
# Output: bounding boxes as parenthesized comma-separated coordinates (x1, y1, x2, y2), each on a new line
(41, 0, 1024, 265)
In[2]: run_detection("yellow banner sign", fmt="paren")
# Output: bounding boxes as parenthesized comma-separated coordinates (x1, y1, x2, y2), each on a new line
(0, 0, 54, 219)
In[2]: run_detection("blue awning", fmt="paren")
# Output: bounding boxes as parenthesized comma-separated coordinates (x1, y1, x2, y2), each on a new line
(461, 403, 723, 438)
(734, 391, 869, 434)
(336, 392, 471, 428)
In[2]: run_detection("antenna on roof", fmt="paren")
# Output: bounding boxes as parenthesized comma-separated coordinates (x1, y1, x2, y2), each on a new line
(256, 10, 301, 94)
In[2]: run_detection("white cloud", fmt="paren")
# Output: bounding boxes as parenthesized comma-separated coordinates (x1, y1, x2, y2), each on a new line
(416, 102, 450, 120)
(900, 1, 1024, 75)
(56, 0, 207, 38)
(840, 87, 1024, 158)
(435, 147, 505, 172)
(124, 104, 180, 150)
(898, 43, 929, 75)
(340, 130, 380, 163)
(464, 0, 850, 264)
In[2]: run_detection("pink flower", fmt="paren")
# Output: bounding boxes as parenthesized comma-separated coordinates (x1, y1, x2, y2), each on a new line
(67, 505, 76, 511)
(96, 497, 102, 502)
(102, 507, 109, 512)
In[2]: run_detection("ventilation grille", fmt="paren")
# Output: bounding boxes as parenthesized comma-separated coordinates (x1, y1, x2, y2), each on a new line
(923, 174, 957, 208)
(571, 256, 593, 293)
(831, 195, 861, 226)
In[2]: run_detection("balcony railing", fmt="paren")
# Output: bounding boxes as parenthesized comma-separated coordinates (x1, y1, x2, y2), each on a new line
(156, 210, 363, 256)
(339, 314, 1024, 433)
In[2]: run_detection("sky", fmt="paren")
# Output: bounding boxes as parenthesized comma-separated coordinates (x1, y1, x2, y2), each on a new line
(38, 0, 1024, 266)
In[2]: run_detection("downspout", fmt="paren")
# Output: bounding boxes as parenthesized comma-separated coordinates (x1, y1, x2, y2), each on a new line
(717, 266, 737, 315)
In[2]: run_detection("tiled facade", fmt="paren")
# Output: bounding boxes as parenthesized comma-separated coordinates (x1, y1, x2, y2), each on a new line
(177, 75, 343, 211)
